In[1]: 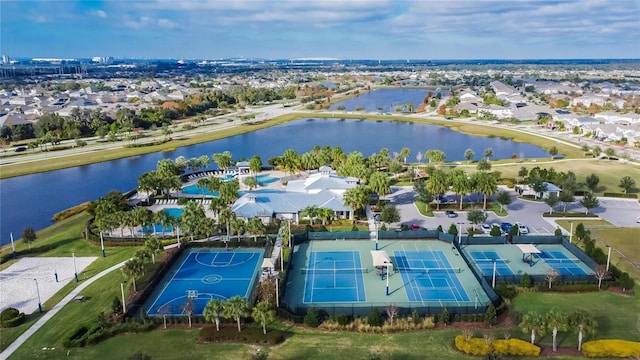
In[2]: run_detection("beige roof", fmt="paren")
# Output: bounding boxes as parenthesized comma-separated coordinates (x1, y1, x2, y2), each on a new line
(515, 244, 541, 254)
(370, 250, 393, 268)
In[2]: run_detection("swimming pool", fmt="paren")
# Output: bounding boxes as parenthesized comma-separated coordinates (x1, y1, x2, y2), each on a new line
(181, 184, 219, 197)
(140, 208, 183, 233)
(256, 174, 279, 184)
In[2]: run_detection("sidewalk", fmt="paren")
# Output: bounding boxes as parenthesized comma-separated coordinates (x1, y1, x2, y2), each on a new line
(0, 260, 129, 359)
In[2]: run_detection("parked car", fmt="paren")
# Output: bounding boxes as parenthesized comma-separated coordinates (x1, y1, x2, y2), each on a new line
(515, 222, 529, 235)
(500, 222, 513, 233)
(480, 223, 491, 234)
(445, 210, 457, 218)
(14, 147, 26, 152)
(410, 224, 421, 231)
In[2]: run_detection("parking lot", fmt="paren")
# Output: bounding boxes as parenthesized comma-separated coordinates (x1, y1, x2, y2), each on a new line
(386, 186, 640, 235)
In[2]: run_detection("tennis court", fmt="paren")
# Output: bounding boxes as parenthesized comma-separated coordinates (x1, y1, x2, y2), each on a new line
(394, 250, 469, 302)
(536, 250, 589, 275)
(283, 239, 492, 316)
(145, 248, 263, 316)
(302, 251, 366, 303)
(469, 251, 514, 276)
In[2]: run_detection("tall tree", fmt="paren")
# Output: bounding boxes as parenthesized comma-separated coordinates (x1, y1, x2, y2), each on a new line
(212, 151, 233, 170)
(301, 205, 320, 225)
(246, 217, 266, 242)
(426, 169, 449, 210)
(425, 149, 446, 165)
(342, 186, 370, 215)
(380, 204, 400, 227)
(518, 166, 529, 184)
(466, 209, 488, 230)
(181, 201, 206, 241)
(580, 192, 599, 215)
(248, 155, 262, 176)
(546, 310, 569, 352)
(618, 176, 636, 194)
(520, 311, 546, 345)
(568, 311, 597, 351)
(473, 172, 497, 210)
(547, 146, 559, 160)
(451, 170, 472, 210)
(223, 296, 249, 332)
(204, 299, 225, 331)
(251, 300, 275, 335)
(544, 193, 560, 214)
(122, 257, 145, 292)
(21, 226, 37, 249)
(399, 147, 411, 163)
(368, 171, 391, 199)
(483, 148, 494, 161)
(243, 176, 258, 190)
(230, 216, 246, 241)
(464, 148, 475, 164)
(317, 207, 334, 226)
(496, 190, 512, 212)
(476, 159, 492, 172)
(585, 173, 600, 193)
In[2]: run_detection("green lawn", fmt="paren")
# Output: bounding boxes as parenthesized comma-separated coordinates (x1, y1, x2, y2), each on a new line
(591, 228, 640, 280)
(0, 213, 141, 352)
(512, 291, 640, 347)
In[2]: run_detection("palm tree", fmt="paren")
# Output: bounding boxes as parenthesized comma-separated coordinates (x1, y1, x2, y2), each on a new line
(473, 172, 497, 210)
(451, 170, 472, 211)
(249, 155, 262, 176)
(252, 301, 275, 335)
(132, 207, 153, 237)
(546, 310, 569, 352)
(426, 169, 449, 210)
(144, 237, 164, 264)
(568, 310, 597, 351)
(181, 201, 206, 241)
(246, 217, 266, 242)
(464, 148, 475, 164)
(230, 216, 246, 241)
(483, 148, 494, 161)
(154, 209, 172, 238)
(342, 186, 370, 218)
(219, 179, 240, 205)
(400, 147, 411, 163)
(122, 257, 144, 292)
(520, 311, 546, 345)
(196, 178, 210, 199)
(368, 171, 391, 200)
(425, 149, 446, 165)
(243, 176, 258, 190)
(204, 299, 225, 331)
(496, 190, 512, 213)
(223, 296, 249, 332)
(212, 151, 233, 170)
(300, 205, 320, 225)
(317, 207, 334, 226)
(218, 207, 234, 241)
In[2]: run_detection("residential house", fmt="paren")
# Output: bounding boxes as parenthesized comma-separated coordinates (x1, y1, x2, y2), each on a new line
(517, 182, 562, 199)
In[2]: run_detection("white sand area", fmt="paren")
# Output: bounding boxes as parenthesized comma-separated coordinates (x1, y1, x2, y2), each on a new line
(0, 256, 97, 314)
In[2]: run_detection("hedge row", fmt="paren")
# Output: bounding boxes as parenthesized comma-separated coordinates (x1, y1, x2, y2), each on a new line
(51, 201, 91, 222)
(64, 322, 155, 348)
(0, 308, 25, 328)
(582, 339, 640, 358)
(455, 335, 540, 357)
(198, 326, 284, 345)
(602, 192, 638, 199)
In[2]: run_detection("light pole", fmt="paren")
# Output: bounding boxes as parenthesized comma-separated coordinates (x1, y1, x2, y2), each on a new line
(385, 263, 390, 296)
(275, 276, 280, 307)
(121, 281, 127, 314)
(606, 245, 612, 271)
(34, 278, 42, 313)
(375, 221, 379, 251)
(72, 252, 78, 282)
(10, 232, 16, 259)
(177, 226, 181, 248)
(569, 221, 574, 243)
(492, 259, 497, 288)
(457, 222, 464, 246)
(100, 231, 106, 258)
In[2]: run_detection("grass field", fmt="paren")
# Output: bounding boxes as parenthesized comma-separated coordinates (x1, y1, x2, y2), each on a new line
(591, 228, 640, 280)
(0, 213, 140, 352)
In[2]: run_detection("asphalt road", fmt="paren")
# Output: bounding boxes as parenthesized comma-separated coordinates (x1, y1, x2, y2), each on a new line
(388, 186, 640, 235)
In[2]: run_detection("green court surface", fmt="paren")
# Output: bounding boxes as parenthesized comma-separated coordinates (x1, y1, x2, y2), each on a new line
(283, 239, 492, 316)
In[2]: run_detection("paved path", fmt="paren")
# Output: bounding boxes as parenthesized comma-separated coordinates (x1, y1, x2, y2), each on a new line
(0, 260, 128, 360)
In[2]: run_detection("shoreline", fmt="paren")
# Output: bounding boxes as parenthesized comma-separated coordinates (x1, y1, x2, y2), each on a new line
(0, 112, 594, 179)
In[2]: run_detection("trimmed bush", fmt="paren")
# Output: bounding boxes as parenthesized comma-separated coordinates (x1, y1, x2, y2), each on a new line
(582, 339, 640, 358)
(454, 335, 492, 356)
(455, 336, 541, 357)
(602, 192, 637, 199)
(304, 308, 321, 328)
(493, 338, 541, 357)
(51, 201, 91, 222)
(0, 307, 25, 328)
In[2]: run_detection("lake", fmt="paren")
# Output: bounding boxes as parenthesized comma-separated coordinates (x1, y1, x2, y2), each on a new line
(329, 88, 448, 112)
(0, 118, 548, 244)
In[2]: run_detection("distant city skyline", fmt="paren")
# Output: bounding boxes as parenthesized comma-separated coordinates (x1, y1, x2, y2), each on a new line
(2, 0, 639, 60)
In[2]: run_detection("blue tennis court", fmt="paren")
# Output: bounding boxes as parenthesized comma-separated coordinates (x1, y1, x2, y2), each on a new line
(303, 251, 366, 303)
(145, 248, 263, 316)
(393, 250, 469, 302)
(469, 251, 514, 276)
(537, 250, 588, 275)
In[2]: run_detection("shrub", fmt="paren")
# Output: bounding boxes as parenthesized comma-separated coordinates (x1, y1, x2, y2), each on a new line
(485, 304, 497, 326)
(493, 338, 541, 356)
(51, 201, 91, 222)
(0, 307, 25, 328)
(198, 326, 284, 345)
(335, 314, 350, 326)
(520, 273, 532, 288)
(304, 308, 321, 328)
(602, 192, 637, 199)
(582, 339, 640, 358)
(496, 283, 517, 299)
(367, 308, 383, 327)
(438, 307, 450, 326)
(455, 335, 492, 356)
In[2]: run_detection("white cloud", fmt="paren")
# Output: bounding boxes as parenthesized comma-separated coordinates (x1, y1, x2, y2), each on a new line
(158, 18, 178, 29)
(94, 10, 107, 18)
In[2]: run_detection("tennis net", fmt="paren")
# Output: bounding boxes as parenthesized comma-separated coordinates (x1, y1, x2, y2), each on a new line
(300, 268, 369, 275)
(474, 258, 509, 263)
(545, 258, 580, 264)
(396, 267, 462, 273)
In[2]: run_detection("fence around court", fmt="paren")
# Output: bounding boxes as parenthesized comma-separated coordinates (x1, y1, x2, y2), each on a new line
(280, 300, 489, 318)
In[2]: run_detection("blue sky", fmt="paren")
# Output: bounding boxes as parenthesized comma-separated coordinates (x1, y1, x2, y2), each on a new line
(2, 0, 639, 60)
